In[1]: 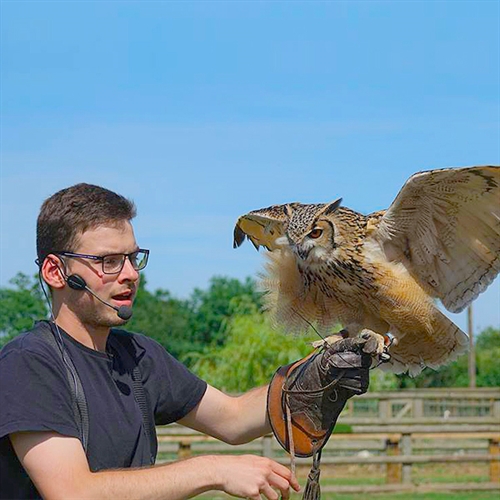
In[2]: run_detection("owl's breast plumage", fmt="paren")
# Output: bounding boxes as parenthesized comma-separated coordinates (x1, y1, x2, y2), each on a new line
(260, 245, 386, 333)
(260, 236, 440, 339)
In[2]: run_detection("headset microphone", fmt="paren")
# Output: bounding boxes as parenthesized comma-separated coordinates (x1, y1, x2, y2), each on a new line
(66, 274, 133, 320)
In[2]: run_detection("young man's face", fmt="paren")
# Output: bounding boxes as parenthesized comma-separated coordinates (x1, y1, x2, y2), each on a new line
(62, 220, 140, 328)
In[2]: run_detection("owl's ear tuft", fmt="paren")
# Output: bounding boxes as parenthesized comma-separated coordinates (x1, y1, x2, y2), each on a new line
(283, 204, 295, 218)
(323, 198, 343, 215)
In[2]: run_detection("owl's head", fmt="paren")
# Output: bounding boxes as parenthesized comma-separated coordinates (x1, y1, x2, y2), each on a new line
(233, 198, 343, 263)
(279, 199, 342, 262)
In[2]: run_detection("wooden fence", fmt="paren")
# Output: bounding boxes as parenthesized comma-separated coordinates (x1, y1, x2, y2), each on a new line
(343, 387, 500, 424)
(157, 389, 500, 494)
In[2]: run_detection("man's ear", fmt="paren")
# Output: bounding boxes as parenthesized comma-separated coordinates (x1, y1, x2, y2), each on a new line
(41, 255, 66, 289)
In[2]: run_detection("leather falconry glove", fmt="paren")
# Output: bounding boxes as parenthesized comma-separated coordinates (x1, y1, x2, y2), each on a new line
(267, 337, 372, 500)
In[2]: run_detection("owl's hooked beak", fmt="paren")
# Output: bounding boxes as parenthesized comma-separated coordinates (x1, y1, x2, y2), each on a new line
(286, 237, 317, 262)
(296, 245, 314, 261)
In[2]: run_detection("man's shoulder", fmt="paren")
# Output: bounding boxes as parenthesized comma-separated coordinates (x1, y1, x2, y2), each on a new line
(0, 322, 57, 361)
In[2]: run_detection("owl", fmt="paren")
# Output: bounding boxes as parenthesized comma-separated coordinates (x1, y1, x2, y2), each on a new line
(233, 165, 500, 376)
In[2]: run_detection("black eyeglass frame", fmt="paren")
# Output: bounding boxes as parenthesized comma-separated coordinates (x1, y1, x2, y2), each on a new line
(55, 249, 150, 275)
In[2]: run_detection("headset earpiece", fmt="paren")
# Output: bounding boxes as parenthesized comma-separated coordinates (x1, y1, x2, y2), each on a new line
(66, 274, 87, 291)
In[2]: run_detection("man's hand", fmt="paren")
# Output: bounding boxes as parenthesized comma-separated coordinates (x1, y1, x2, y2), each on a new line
(212, 455, 300, 500)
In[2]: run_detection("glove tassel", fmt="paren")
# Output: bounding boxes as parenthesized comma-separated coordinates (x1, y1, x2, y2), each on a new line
(302, 450, 322, 500)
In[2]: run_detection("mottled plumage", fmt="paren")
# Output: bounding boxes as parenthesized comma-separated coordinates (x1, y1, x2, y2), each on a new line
(234, 166, 500, 376)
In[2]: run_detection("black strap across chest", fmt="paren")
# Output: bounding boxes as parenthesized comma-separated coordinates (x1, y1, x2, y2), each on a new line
(35, 322, 156, 464)
(36, 323, 90, 452)
(110, 328, 157, 464)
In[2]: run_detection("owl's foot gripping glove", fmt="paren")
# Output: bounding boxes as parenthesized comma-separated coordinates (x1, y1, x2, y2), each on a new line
(267, 337, 372, 500)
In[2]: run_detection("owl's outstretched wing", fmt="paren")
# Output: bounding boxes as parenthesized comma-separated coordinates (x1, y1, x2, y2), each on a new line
(373, 165, 500, 313)
(233, 203, 297, 251)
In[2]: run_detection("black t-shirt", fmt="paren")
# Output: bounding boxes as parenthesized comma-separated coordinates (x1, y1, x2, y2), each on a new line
(0, 321, 207, 499)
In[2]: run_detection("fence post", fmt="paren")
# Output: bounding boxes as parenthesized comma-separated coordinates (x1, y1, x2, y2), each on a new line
(489, 438, 500, 482)
(493, 400, 500, 420)
(385, 436, 402, 484)
(178, 441, 191, 459)
(379, 399, 391, 419)
(262, 435, 273, 458)
(401, 433, 412, 484)
(413, 397, 424, 418)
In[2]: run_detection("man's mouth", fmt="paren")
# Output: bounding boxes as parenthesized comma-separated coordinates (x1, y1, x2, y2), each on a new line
(111, 290, 135, 305)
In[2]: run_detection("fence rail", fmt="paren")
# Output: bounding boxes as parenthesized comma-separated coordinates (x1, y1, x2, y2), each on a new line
(344, 388, 500, 421)
(157, 427, 500, 493)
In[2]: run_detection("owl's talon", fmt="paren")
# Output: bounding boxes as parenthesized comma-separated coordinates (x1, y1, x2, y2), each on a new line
(311, 334, 344, 349)
(358, 329, 386, 356)
(380, 350, 391, 362)
(311, 339, 327, 349)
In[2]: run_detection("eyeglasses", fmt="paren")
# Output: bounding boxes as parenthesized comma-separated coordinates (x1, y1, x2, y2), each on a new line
(56, 249, 150, 275)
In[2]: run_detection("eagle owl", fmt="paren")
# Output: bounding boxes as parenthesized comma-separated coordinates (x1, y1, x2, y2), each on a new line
(234, 166, 500, 376)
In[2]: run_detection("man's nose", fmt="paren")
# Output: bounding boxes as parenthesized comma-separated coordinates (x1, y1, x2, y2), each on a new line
(119, 256, 140, 282)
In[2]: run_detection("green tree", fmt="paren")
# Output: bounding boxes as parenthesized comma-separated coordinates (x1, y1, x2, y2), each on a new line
(0, 273, 48, 347)
(188, 276, 262, 347)
(476, 327, 500, 387)
(126, 277, 194, 361)
(189, 305, 314, 392)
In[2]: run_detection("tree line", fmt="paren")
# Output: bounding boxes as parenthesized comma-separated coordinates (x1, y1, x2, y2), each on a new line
(1, 272, 498, 392)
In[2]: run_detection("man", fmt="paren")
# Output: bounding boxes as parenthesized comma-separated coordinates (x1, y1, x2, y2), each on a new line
(0, 183, 300, 499)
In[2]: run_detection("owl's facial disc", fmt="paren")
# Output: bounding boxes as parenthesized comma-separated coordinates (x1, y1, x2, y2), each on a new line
(295, 220, 335, 261)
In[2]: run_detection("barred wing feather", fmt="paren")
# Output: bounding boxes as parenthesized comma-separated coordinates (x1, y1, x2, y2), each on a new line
(374, 165, 500, 313)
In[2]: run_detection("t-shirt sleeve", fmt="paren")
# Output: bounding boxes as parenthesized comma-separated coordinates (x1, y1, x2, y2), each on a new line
(0, 344, 80, 440)
(138, 338, 207, 426)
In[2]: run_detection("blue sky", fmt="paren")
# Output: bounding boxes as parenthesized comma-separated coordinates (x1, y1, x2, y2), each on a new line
(1, 1, 499, 335)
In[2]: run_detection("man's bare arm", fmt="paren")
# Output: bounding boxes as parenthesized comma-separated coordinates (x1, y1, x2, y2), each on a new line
(178, 384, 271, 445)
(10, 431, 299, 500)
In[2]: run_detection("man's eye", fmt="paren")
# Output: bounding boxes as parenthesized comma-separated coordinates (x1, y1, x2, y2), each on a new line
(309, 229, 323, 239)
(104, 256, 121, 266)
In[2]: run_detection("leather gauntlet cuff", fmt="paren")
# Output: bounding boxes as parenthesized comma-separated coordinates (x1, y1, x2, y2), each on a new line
(267, 338, 371, 458)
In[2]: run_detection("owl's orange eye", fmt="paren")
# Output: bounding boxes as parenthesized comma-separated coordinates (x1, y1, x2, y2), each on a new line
(309, 228, 323, 239)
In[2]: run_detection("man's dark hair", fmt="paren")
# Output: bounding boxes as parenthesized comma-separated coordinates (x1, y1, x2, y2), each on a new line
(36, 183, 137, 265)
